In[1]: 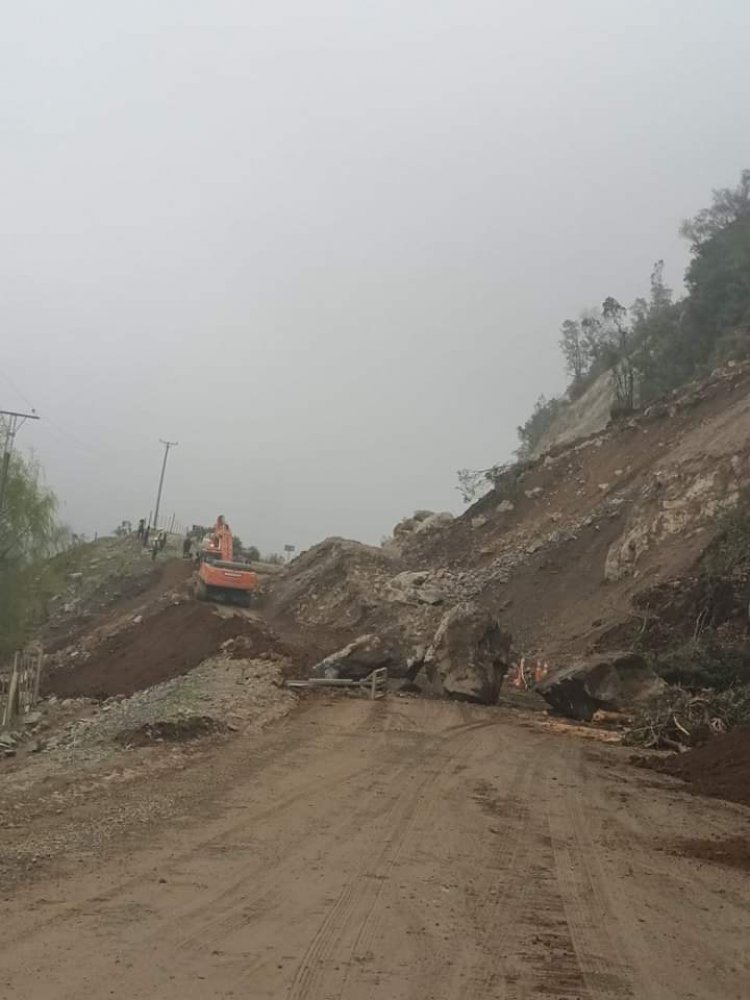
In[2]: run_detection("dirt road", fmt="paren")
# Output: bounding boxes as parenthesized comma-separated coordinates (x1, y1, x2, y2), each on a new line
(0, 698, 747, 999)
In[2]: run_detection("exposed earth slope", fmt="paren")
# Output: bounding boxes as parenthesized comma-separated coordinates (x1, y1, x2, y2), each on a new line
(268, 362, 750, 676)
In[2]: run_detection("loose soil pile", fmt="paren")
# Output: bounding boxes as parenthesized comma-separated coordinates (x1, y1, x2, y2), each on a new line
(114, 715, 223, 746)
(648, 728, 750, 806)
(667, 836, 750, 872)
(44, 557, 195, 653)
(43, 603, 285, 700)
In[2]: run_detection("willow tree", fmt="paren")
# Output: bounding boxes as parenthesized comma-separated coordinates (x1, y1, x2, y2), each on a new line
(0, 443, 61, 657)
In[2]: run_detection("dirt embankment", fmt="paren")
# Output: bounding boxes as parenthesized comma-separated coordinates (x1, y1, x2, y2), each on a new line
(258, 363, 750, 696)
(43, 603, 287, 699)
(43, 538, 190, 634)
(401, 362, 750, 664)
(260, 365, 750, 682)
(646, 727, 750, 807)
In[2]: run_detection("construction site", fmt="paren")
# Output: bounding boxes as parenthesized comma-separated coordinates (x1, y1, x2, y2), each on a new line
(4, 3, 750, 988)
(1, 362, 749, 999)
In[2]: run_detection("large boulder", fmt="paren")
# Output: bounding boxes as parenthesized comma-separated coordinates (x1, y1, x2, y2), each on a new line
(310, 634, 402, 680)
(415, 512, 454, 534)
(420, 602, 511, 704)
(393, 511, 432, 541)
(388, 570, 445, 606)
(536, 650, 666, 721)
(392, 510, 454, 541)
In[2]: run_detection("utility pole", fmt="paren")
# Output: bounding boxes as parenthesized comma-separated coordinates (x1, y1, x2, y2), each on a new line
(152, 439, 178, 531)
(0, 409, 40, 524)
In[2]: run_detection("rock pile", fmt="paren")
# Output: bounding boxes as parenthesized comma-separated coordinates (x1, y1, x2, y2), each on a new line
(306, 601, 510, 704)
(536, 651, 665, 721)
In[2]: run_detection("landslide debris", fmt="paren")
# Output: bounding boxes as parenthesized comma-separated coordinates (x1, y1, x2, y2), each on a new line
(401, 361, 750, 665)
(268, 537, 507, 702)
(642, 728, 750, 807)
(44, 602, 288, 700)
(267, 535, 452, 676)
(114, 715, 223, 746)
(24, 363, 750, 730)
(626, 686, 750, 750)
(264, 362, 750, 723)
(44, 537, 191, 649)
(40, 656, 294, 760)
(310, 634, 400, 681)
(537, 651, 665, 721)
(418, 602, 511, 703)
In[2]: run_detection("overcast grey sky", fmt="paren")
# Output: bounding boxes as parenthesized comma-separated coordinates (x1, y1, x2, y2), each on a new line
(2, 0, 748, 551)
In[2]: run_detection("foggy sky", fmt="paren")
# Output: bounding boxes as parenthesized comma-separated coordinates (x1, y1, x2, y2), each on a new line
(2, 0, 748, 553)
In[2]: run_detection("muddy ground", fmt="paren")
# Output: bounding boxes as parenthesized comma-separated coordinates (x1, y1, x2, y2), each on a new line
(0, 696, 747, 1000)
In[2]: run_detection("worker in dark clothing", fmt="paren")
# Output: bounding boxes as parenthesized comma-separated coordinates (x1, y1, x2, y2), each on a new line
(143, 525, 150, 548)
(159, 530, 167, 552)
(136, 518, 146, 540)
(182, 534, 192, 559)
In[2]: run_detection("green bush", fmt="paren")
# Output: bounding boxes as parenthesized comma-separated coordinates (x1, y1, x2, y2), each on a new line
(649, 639, 750, 691)
(702, 503, 750, 579)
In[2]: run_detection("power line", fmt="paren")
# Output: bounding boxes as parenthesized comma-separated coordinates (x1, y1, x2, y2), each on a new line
(0, 369, 36, 411)
(0, 368, 107, 459)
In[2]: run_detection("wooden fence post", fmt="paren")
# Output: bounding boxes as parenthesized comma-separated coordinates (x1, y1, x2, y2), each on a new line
(33, 649, 43, 703)
(1, 654, 20, 729)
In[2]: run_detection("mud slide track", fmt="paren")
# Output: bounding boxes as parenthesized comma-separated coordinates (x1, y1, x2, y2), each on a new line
(0, 699, 747, 999)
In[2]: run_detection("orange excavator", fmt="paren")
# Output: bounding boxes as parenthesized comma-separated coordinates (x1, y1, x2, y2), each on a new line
(194, 515, 257, 606)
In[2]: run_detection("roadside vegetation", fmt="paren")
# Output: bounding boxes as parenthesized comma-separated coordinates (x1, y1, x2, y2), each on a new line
(622, 501, 750, 744)
(0, 442, 67, 658)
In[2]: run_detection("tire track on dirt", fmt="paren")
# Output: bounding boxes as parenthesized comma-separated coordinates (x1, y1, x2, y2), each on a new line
(0, 702, 385, 948)
(453, 748, 542, 999)
(547, 743, 634, 999)
(3, 700, 747, 1000)
(166, 708, 483, 966)
(330, 727, 495, 1000)
(164, 701, 420, 955)
(171, 761, 417, 956)
(287, 717, 499, 1000)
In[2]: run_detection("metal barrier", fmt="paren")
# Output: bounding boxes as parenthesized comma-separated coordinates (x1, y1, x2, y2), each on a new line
(0, 645, 44, 730)
(287, 667, 388, 700)
(368, 667, 388, 700)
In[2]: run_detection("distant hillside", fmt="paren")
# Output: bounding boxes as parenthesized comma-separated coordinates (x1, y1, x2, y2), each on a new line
(514, 169, 750, 462)
(266, 362, 750, 698)
(413, 361, 750, 675)
(531, 371, 615, 458)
